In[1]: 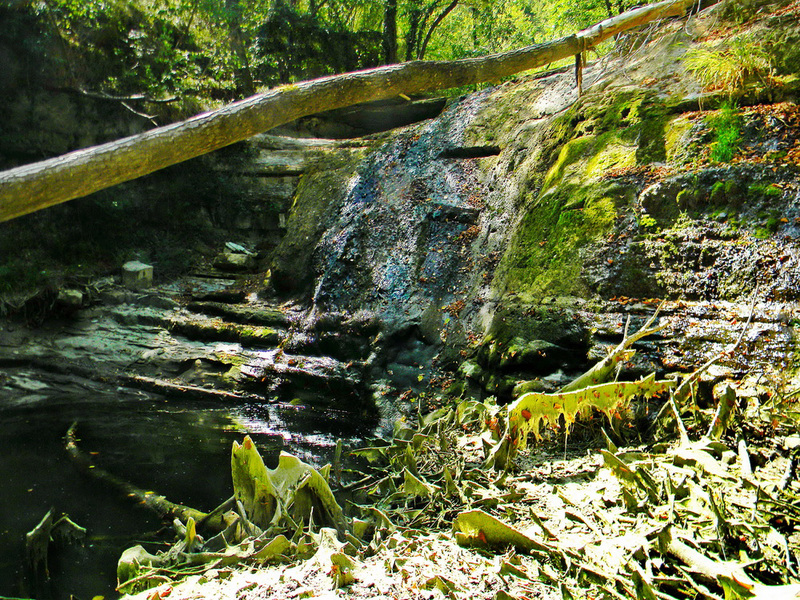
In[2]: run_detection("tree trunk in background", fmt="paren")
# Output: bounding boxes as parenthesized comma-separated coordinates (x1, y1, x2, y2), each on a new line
(405, 7, 421, 61)
(383, 0, 398, 64)
(225, 0, 255, 96)
(0, 0, 704, 222)
(470, 6, 481, 49)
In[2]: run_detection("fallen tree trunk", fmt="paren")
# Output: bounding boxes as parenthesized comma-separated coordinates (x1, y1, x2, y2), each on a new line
(64, 422, 227, 531)
(0, 0, 700, 222)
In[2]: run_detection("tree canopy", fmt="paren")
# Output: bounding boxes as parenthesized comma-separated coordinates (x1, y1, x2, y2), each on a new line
(22, 0, 641, 102)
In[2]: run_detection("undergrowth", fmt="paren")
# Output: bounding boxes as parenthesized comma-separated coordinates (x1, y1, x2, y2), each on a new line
(707, 101, 742, 163)
(683, 35, 772, 97)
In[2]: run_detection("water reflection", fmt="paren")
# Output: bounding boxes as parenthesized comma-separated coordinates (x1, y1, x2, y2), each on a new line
(0, 368, 368, 599)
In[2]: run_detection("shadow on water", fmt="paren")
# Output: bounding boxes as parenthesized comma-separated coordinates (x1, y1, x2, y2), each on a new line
(0, 369, 370, 599)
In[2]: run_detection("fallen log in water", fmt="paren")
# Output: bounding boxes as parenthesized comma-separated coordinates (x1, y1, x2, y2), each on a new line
(64, 422, 227, 531)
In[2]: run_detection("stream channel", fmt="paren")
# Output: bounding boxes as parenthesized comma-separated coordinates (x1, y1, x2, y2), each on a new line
(0, 276, 377, 599)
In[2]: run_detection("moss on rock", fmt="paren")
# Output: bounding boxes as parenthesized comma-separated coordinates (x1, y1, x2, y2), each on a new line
(492, 181, 629, 300)
(664, 116, 697, 165)
(486, 86, 679, 303)
(555, 89, 671, 164)
(270, 148, 367, 296)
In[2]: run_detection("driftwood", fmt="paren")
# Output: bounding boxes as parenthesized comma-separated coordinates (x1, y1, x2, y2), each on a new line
(121, 374, 269, 404)
(64, 422, 227, 531)
(560, 304, 667, 393)
(0, 0, 704, 222)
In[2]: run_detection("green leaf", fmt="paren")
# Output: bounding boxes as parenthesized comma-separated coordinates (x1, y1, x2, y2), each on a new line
(401, 469, 439, 498)
(252, 534, 292, 562)
(423, 575, 460, 596)
(499, 560, 529, 579)
(631, 565, 658, 600)
(330, 552, 355, 587)
(453, 509, 551, 554)
(509, 373, 675, 447)
(231, 436, 348, 536)
(560, 582, 575, 600)
(349, 446, 388, 464)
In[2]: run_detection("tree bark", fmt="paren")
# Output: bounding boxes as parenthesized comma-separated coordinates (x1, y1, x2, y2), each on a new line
(414, 0, 440, 59)
(382, 0, 398, 64)
(405, 7, 421, 61)
(0, 0, 702, 223)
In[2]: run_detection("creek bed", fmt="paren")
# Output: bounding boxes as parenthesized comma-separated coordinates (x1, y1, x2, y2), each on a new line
(0, 367, 369, 599)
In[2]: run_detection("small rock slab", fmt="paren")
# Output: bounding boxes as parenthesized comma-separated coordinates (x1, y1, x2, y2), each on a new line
(56, 289, 83, 308)
(213, 252, 257, 272)
(122, 261, 154, 289)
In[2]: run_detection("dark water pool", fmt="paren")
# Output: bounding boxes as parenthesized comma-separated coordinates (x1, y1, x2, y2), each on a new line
(0, 367, 369, 599)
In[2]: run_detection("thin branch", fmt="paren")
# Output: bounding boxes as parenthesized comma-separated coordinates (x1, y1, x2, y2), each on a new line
(121, 102, 159, 126)
(68, 87, 179, 104)
(175, 0, 201, 50)
(418, 0, 460, 60)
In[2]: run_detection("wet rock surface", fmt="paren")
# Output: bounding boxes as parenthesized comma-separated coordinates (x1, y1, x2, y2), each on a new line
(0, 277, 377, 419)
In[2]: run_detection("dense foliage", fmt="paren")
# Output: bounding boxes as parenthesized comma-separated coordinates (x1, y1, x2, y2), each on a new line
(5, 0, 639, 103)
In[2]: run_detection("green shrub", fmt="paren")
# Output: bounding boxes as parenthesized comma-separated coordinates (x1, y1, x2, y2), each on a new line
(640, 213, 659, 231)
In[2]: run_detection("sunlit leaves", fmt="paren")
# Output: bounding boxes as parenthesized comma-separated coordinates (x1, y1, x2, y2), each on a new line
(509, 373, 675, 447)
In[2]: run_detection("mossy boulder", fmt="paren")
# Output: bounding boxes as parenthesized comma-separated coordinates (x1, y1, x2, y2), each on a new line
(482, 302, 588, 354)
(479, 337, 571, 373)
(549, 90, 671, 165)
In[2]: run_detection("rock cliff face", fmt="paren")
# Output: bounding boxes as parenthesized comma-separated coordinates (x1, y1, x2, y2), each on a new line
(266, 0, 800, 411)
(2, 0, 798, 426)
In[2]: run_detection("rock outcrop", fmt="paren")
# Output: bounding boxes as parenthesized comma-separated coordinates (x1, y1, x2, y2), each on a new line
(264, 0, 800, 410)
